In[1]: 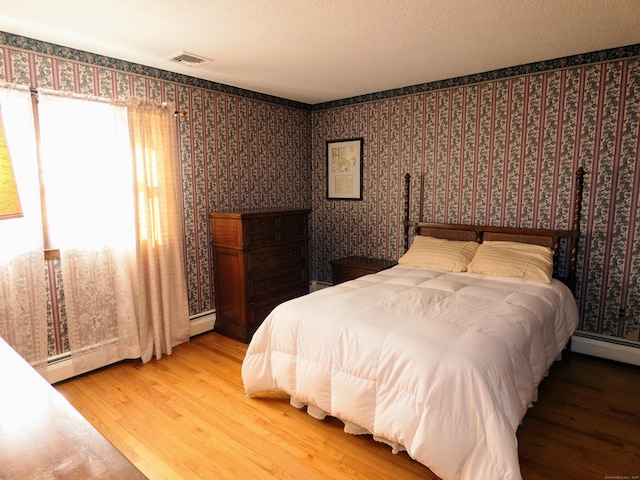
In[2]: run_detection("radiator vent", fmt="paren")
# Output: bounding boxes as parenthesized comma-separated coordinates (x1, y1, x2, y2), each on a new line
(168, 52, 210, 67)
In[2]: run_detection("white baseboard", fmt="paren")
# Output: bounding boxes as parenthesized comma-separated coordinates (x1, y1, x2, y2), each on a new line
(47, 354, 120, 384)
(47, 357, 82, 384)
(571, 332, 640, 366)
(50, 314, 638, 384)
(310, 280, 332, 292)
(189, 310, 216, 337)
(48, 312, 217, 384)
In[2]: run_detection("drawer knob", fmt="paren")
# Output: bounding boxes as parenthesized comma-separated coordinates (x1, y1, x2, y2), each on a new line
(257, 255, 271, 262)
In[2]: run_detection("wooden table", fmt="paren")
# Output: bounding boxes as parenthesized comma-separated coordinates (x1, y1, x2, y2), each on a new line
(0, 337, 147, 479)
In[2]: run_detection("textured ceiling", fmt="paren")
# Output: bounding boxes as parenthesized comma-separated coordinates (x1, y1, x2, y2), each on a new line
(0, 0, 639, 104)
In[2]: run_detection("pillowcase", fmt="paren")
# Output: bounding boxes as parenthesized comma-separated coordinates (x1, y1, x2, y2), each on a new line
(466, 241, 554, 283)
(398, 235, 479, 272)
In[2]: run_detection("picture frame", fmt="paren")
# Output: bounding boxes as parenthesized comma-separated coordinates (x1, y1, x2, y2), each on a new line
(326, 138, 363, 200)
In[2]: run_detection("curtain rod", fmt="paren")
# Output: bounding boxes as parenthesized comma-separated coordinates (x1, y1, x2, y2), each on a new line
(29, 89, 187, 117)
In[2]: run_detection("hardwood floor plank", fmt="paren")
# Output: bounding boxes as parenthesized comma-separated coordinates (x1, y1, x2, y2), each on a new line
(518, 353, 640, 480)
(55, 332, 640, 480)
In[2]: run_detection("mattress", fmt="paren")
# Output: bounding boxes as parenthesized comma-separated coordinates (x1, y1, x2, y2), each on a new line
(242, 265, 579, 480)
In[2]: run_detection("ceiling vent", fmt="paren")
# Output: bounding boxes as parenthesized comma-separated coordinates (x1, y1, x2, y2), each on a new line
(168, 52, 210, 67)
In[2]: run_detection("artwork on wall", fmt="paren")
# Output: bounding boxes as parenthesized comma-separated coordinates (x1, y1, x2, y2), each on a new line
(326, 138, 363, 200)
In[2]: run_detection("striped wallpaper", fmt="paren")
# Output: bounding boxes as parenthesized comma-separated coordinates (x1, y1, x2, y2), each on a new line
(311, 59, 640, 338)
(0, 32, 638, 357)
(0, 32, 312, 357)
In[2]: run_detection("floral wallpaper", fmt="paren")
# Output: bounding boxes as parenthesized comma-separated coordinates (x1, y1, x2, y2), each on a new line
(0, 31, 638, 357)
(0, 32, 312, 356)
(311, 57, 640, 339)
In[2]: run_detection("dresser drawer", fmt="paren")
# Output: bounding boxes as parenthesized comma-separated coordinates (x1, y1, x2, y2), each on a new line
(249, 267, 307, 300)
(245, 215, 278, 232)
(249, 243, 305, 274)
(244, 216, 277, 247)
(245, 228, 279, 247)
(247, 285, 309, 338)
(244, 213, 308, 247)
(280, 213, 308, 242)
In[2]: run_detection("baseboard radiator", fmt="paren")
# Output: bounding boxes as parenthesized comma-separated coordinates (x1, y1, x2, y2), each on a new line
(47, 291, 640, 384)
(571, 331, 640, 367)
(47, 311, 216, 384)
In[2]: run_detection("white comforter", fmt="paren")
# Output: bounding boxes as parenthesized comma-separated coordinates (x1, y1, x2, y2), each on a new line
(242, 265, 579, 480)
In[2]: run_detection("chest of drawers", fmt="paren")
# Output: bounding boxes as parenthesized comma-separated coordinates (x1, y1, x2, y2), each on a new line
(209, 209, 310, 343)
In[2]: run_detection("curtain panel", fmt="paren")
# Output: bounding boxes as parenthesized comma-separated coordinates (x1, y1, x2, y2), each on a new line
(37, 94, 142, 374)
(0, 87, 48, 375)
(0, 88, 189, 379)
(126, 98, 190, 362)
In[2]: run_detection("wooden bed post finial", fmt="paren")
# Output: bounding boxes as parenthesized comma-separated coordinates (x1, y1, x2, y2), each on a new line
(404, 173, 411, 252)
(569, 167, 586, 287)
(573, 167, 585, 233)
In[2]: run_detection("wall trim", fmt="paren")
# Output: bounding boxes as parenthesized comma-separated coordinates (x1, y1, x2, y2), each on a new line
(0, 31, 311, 111)
(47, 354, 119, 385)
(189, 310, 216, 337)
(571, 332, 640, 367)
(46, 314, 640, 384)
(2, 31, 638, 112)
(312, 44, 640, 110)
(310, 280, 332, 292)
(48, 312, 217, 384)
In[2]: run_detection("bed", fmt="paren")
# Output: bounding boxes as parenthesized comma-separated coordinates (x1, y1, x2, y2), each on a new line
(242, 170, 585, 480)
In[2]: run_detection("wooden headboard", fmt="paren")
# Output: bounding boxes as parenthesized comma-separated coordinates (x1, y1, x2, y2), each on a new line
(402, 168, 586, 290)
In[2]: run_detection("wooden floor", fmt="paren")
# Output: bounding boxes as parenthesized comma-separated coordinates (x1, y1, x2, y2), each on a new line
(55, 332, 640, 480)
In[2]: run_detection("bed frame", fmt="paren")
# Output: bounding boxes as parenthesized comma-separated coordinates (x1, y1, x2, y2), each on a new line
(403, 168, 586, 291)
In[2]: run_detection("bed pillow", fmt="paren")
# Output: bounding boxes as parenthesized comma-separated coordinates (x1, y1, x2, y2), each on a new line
(466, 241, 554, 283)
(398, 235, 479, 272)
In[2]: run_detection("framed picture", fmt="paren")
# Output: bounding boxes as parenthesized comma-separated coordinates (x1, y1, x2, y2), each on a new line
(326, 138, 363, 200)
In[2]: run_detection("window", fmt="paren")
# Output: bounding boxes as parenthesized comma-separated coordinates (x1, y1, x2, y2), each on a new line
(37, 94, 136, 252)
(0, 88, 189, 379)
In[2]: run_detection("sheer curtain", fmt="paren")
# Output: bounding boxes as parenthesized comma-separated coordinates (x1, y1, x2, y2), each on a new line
(0, 89, 188, 377)
(37, 94, 141, 373)
(0, 87, 48, 375)
(126, 98, 189, 362)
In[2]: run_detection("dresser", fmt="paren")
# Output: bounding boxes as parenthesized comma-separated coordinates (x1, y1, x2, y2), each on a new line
(209, 208, 311, 343)
(330, 255, 397, 285)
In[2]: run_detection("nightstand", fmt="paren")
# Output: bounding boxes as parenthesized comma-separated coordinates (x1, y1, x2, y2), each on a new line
(330, 256, 397, 285)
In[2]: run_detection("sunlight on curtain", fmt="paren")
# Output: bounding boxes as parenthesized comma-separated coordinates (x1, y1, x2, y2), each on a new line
(126, 98, 189, 362)
(37, 94, 141, 372)
(38, 96, 136, 250)
(0, 88, 48, 374)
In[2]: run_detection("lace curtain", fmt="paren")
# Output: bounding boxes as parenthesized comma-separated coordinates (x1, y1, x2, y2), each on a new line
(37, 94, 142, 373)
(1, 89, 189, 378)
(0, 88, 48, 375)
